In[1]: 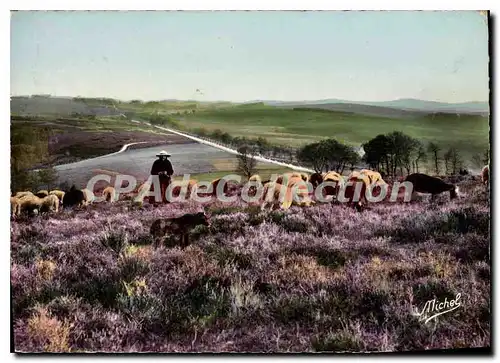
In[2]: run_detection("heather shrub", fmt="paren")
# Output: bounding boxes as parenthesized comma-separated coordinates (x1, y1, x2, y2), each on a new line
(312, 327, 364, 352)
(208, 205, 242, 216)
(99, 229, 129, 255)
(288, 246, 351, 269)
(17, 305, 72, 352)
(205, 245, 254, 269)
(130, 234, 154, 246)
(209, 212, 247, 235)
(267, 210, 286, 224)
(380, 206, 489, 243)
(279, 214, 312, 233)
(118, 255, 151, 283)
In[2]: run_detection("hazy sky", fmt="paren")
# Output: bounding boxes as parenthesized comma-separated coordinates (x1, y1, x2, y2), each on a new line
(11, 10, 489, 102)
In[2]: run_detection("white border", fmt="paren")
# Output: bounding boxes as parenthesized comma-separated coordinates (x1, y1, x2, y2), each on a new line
(3, 2, 495, 361)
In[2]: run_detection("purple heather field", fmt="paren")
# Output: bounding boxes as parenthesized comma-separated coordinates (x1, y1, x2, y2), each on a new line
(11, 176, 490, 353)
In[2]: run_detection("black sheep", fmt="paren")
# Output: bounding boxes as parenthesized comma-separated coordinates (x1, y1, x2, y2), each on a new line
(62, 185, 86, 208)
(404, 173, 458, 201)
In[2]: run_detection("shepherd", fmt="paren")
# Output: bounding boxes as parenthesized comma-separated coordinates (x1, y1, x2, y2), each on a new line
(149, 150, 174, 204)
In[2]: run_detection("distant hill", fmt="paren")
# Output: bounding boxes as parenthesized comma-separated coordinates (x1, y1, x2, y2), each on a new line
(10, 96, 122, 117)
(264, 98, 489, 116)
(11, 95, 489, 119)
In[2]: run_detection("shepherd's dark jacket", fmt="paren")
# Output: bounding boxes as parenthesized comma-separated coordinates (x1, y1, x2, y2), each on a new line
(151, 158, 174, 178)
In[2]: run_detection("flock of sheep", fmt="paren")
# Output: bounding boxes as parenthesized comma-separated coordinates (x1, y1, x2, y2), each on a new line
(10, 164, 489, 219)
(10, 185, 117, 218)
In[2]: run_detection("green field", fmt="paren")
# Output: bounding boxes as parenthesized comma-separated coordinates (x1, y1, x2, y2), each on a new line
(172, 104, 489, 156)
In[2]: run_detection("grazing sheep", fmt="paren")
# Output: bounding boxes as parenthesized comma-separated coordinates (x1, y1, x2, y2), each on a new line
(42, 194, 60, 213)
(261, 180, 314, 211)
(132, 182, 151, 206)
(276, 172, 303, 185)
(361, 170, 386, 185)
(82, 188, 95, 205)
(102, 186, 117, 203)
(343, 174, 371, 212)
(14, 191, 34, 199)
(261, 182, 292, 211)
(404, 173, 458, 201)
(322, 171, 345, 199)
(211, 178, 229, 197)
(348, 170, 362, 179)
(35, 190, 49, 198)
(309, 173, 324, 188)
(49, 190, 65, 204)
(481, 165, 489, 185)
(18, 194, 59, 215)
(10, 197, 21, 217)
(62, 186, 86, 208)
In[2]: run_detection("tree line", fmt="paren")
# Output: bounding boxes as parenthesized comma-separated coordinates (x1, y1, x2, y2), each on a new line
(11, 125, 59, 192)
(232, 130, 489, 179)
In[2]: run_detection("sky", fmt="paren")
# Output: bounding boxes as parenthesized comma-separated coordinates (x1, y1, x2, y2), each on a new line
(10, 10, 489, 103)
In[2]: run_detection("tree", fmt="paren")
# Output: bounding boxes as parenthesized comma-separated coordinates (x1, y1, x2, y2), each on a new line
(362, 134, 392, 174)
(427, 142, 441, 175)
(297, 142, 328, 173)
(11, 124, 53, 192)
(447, 148, 462, 175)
(255, 137, 270, 155)
(363, 132, 424, 177)
(346, 148, 361, 169)
(220, 132, 232, 144)
(237, 145, 257, 179)
(414, 142, 427, 173)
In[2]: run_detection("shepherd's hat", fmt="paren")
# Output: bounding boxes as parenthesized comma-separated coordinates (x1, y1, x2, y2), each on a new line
(156, 150, 171, 157)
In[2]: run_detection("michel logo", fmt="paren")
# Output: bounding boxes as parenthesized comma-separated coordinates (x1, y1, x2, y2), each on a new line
(412, 293, 462, 324)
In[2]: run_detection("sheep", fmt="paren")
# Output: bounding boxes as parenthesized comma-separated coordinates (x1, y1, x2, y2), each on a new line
(14, 191, 34, 199)
(404, 173, 459, 201)
(360, 170, 386, 185)
(343, 174, 372, 212)
(276, 172, 303, 185)
(348, 170, 362, 179)
(102, 186, 117, 203)
(35, 190, 49, 198)
(62, 186, 86, 208)
(309, 173, 324, 188)
(82, 188, 95, 205)
(287, 177, 315, 207)
(18, 194, 59, 215)
(10, 197, 21, 217)
(211, 178, 229, 197)
(49, 190, 65, 204)
(481, 165, 489, 185)
(261, 182, 292, 211)
(314, 171, 345, 200)
(261, 179, 314, 211)
(132, 182, 151, 206)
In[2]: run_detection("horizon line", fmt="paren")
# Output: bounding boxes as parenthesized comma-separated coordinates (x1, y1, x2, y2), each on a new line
(9, 94, 489, 105)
